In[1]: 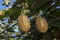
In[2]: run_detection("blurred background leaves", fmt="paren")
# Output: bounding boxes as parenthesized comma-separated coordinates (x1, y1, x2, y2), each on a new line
(0, 0, 60, 40)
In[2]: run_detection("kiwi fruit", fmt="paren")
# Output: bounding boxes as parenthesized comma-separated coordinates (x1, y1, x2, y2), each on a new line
(36, 17, 48, 33)
(17, 13, 30, 32)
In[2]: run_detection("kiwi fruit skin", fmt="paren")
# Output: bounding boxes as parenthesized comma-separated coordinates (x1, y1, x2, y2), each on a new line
(36, 17, 48, 33)
(18, 14, 30, 32)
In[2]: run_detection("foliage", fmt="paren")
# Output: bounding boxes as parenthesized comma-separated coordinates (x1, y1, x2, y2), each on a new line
(0, 0, 60, 40)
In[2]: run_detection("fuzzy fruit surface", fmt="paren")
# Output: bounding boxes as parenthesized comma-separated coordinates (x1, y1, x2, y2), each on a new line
(18, 14, 30, 32)
(36, 17, 48, 33)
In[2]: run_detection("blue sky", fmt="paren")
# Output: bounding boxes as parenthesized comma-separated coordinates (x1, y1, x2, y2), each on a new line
(0, 0, 16, 10)
(0, 0, 60, 10)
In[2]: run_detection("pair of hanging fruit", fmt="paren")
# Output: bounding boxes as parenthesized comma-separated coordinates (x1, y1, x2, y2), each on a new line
(18, 14, 48, 33)
(36, 17, 48, 33)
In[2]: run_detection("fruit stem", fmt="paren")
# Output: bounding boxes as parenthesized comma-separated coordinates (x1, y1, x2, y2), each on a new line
(21, 2, 25, 14)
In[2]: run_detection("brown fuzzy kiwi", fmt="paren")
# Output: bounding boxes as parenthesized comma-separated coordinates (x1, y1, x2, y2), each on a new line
(17, 13, 30, 32)
(36, 17, 48, 33)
